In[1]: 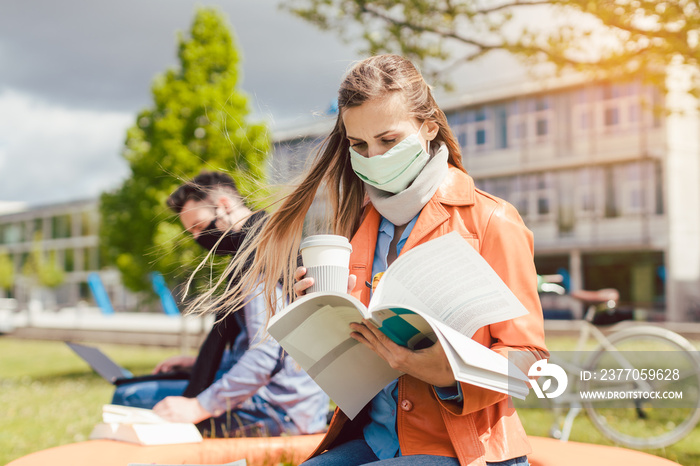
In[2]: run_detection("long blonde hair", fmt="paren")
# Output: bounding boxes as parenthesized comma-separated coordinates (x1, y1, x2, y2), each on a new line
(193, 54, 466, 320)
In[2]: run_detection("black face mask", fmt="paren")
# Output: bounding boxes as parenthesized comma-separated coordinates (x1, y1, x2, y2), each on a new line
(195, 219, 245, 256)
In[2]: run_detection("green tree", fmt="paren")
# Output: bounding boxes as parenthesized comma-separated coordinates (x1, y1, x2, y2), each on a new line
(0, 248, 14, 292)
(22, 236, 65, 289)
(285, 0, 700, 95)
(100, 7, 269, 293)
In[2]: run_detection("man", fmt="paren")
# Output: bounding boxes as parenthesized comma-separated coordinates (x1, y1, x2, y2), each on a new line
(112, 171, 329, 438)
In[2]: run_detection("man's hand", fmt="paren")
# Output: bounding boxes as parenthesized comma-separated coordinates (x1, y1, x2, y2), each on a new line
(153, 396, 211, 424)
(152, 355, 196, 374)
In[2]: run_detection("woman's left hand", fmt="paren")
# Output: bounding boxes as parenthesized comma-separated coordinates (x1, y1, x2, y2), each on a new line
(349, 319, 456, 388)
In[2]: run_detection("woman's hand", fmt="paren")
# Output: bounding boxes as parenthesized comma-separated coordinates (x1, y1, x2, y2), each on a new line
(349, 319, 456, 387)
(293, 266, 314, 297)
(293, 266, 357, 297)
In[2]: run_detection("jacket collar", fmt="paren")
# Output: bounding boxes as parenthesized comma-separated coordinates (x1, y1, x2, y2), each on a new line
(354, 166, 475, 256)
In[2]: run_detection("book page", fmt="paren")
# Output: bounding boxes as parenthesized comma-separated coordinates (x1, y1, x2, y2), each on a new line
(267, 292, 401, 419)
(102, 404, 165, 424)
(426, 317, 529, 399)
(370, 232, 528, 337)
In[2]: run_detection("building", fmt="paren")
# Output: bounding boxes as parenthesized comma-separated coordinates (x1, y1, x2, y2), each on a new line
(0, 199, 136, 311)
(270, 70, 700, 322)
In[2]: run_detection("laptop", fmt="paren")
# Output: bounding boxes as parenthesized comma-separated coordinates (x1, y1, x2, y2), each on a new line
(66, 342, 190, 385)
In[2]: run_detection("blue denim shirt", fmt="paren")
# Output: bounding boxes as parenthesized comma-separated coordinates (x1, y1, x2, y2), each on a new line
(363, 216, 463, 459)
(197, 283, 330, 434)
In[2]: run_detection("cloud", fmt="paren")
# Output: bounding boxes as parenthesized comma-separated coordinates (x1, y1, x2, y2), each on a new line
(0, 0, 358, 120)
(0, 90, 132, 205)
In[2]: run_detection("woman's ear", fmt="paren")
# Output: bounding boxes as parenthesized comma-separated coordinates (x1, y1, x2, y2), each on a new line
(424, 119, 440, 141)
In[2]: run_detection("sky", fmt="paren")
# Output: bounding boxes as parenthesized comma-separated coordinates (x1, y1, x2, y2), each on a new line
(0, 0, 531, 208)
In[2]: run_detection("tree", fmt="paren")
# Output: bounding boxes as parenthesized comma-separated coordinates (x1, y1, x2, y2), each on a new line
(100, 8, 269, 293)
(284, 0, 700, 96)
(0, 248, 14, 293)
(22, 235, 65, 289)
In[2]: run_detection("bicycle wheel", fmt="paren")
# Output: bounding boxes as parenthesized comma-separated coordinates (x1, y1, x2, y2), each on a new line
(581, 326, 700, 449)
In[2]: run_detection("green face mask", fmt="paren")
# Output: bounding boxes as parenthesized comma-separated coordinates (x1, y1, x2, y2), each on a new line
(349, 128, 429, 194)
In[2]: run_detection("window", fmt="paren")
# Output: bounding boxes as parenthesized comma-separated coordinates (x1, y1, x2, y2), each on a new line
(580, 110, 592, 130)
(556, 171, 576, 234)
(3, 224, 23, 244)
(599, 81, 645, 133)
(511, 176, 532, 219)
(604, 107, 619, 126)
(475, 129, 486, 146)
(511, 174, 554, 222)
(508, 97, 553, 144)
(81, 211, 98, 236)
(494, 105, 508, 149)
(84, 247, 99, 271)
(461, 107, 491, 153)
(621, 162, 651, 215)
(572, 87, 594, 134)
(507, 100, 528, 145)
(457, 130, 467, 149)
(535, 173, 554, 217)
(604, 166, 620, 218)
(52, 215, 71, 239)
(576, 167, 604, 217)
(64, 249, 74, 272)
(479, 176, 513, 201)
(532, 97, 552, 141)
(33, 219, 43, 238)
(628, 102, 641, 123)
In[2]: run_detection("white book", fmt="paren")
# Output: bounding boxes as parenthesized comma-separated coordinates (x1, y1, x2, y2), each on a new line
(90, 404, 203, 445)
(267, 232, 531, 419)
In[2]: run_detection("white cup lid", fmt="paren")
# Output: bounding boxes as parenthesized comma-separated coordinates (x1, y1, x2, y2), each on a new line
(300, 234, 352, 252)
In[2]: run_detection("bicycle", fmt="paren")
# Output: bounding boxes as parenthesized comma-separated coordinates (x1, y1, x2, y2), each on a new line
(535, 280, 700, 449)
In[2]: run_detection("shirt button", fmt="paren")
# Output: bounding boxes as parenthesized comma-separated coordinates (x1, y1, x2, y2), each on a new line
(400, 400, 413, 412)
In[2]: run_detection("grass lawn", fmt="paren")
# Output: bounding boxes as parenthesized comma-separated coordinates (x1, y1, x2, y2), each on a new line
(1, 336, 699, 465)
(0, 337, 182, 465)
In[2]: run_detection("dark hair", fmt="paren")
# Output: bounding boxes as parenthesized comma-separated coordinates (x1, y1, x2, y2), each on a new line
(167, 171, 240, 214)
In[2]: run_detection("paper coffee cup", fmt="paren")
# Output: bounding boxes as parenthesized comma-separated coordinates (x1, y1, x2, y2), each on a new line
(299, 234, 352, 294)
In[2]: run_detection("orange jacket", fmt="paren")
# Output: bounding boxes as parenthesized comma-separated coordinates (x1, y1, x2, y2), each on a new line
(308, 166, 548, 466)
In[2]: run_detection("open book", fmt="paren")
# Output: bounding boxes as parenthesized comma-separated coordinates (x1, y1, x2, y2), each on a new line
(90, 404, 203, 445)
(267, 232, 531, 419)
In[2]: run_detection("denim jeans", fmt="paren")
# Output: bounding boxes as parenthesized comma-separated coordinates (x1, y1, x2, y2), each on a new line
(111, 379, 189, 409)
(300, 439, 529, 466)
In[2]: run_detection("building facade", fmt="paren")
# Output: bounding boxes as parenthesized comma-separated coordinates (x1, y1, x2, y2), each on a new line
(270, 75, 700, 322)
(0, 199, 136, 311)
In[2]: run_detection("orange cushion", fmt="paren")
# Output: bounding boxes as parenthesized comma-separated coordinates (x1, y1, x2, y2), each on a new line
(7, 435, 679, 466)
(7, 435, 324, 466)
(528, 437, 680, 466)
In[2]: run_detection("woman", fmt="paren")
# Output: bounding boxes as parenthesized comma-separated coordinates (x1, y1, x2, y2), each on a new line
(216, 54, 547, 466)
